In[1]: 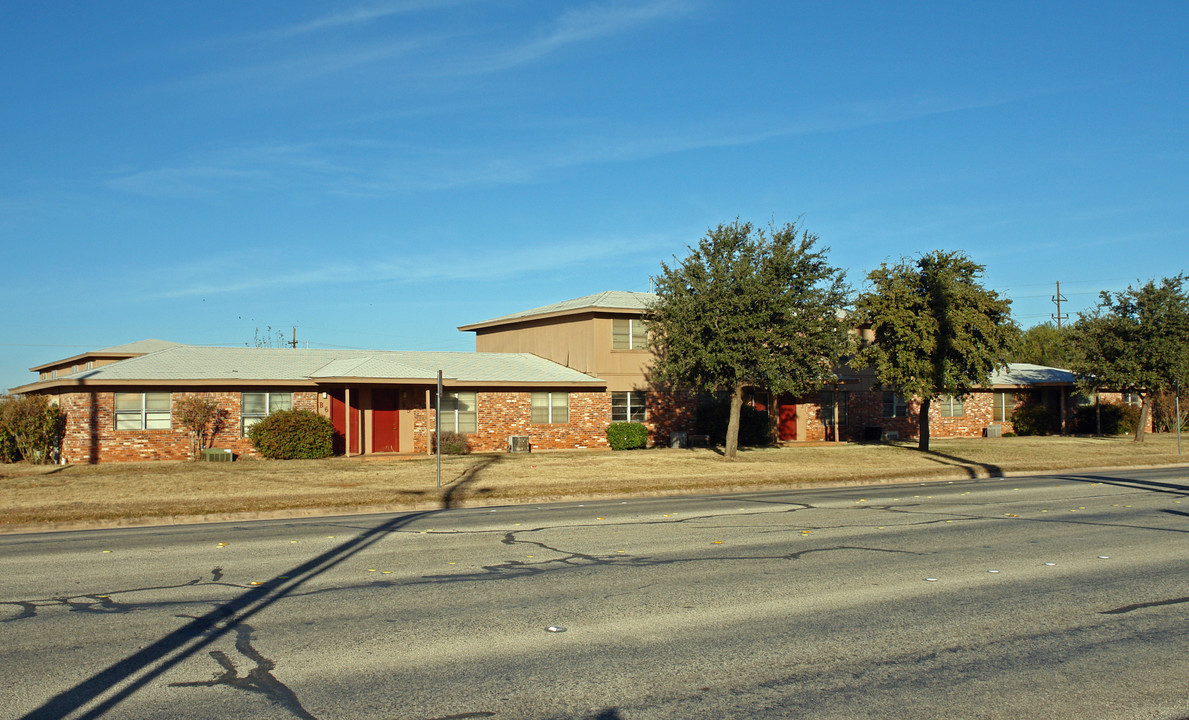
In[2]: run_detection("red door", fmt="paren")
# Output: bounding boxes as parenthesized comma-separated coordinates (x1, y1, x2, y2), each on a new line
(778, 395, 797, 441)
(372, 390, 400, 453)
(329, 390, 360, 455)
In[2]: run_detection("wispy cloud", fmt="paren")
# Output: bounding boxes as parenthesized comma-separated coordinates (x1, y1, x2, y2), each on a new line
(155, 233, 671, 299)
(107, 87, 1035, 200)
(447, 0, 696, 75)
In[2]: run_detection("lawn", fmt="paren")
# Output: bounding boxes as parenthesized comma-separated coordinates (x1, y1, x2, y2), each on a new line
(1, 434, 1186, 532)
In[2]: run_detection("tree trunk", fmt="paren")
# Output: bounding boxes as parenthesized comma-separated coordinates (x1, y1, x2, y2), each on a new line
(918, 396, 931, 452)
(1134, 395, 1151, 443)
(725, 383, 744, 459)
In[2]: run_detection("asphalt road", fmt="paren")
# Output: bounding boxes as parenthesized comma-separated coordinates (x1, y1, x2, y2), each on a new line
(2, 467, 1189, 720)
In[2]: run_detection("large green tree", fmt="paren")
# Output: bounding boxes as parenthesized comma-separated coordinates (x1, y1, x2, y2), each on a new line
(854, 251, 1017, 452)
(647, 220, 850, 459)
(1069, 275, 1189, 442)
(1012, 321, 1074, 368)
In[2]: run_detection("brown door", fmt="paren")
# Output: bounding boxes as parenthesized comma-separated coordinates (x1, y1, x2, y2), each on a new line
(778, 395, 797, 441)
(372, 389, 400, 453)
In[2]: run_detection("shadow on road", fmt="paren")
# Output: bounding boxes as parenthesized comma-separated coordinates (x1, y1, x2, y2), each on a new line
(1065, 473, 1189, 497)
(892, 444, 1003, 479)
(19, 453, 508, 720)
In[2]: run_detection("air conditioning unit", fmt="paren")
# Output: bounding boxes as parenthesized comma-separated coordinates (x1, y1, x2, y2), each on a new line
(882, 431, 899, 442)
(200, 448, 234, 462)
(508, 435, 531, 453)
(984, 424, 1002, 438)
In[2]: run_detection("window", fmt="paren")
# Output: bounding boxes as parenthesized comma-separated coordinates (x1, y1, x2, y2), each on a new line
(938, 395, 965, 417)
(883, 391, 908, 418)
(612, 318, 648, 350)
(438, 391, 478, 433)
(115, 392, 172, 430)
(819, 390, 849, 426)
(1122, 392, 1142, 406)
(531, 392, 569, 423)
(993, 391, 1016, 422)
(242, 392, 293, 435)
(612, 391, 647, 422)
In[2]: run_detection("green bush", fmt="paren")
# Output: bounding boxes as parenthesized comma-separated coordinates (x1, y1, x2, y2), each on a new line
(433, 431, 471, 455)
(1012, 403, 1060, 436)
(695, 395, 774, 447)
(606, 422, 648, 450)
(1072, 403, 1142, 435)
(0, 394, 60, 464)
(248, 409, 334, 459)
(0, 430, 17, 464)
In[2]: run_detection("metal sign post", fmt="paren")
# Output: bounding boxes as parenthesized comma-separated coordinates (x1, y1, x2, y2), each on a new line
(1177, 380, 1182, 455)
(436, 370, 442, 488)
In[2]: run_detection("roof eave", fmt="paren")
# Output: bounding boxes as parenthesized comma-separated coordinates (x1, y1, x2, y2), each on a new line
(459, 305, 646, 332)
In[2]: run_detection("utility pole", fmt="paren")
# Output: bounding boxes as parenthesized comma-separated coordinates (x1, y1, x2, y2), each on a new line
(1051, 281, 1069, 328)
(289, 327, 298, 349)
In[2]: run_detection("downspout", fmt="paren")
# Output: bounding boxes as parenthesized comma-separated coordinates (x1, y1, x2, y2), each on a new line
(345, 387, 351, 458)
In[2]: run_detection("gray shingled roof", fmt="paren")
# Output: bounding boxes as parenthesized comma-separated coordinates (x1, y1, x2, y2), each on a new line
(41, 345, 602, 385)
(988, 363, 1075, 386)
(462, 291, 656, 328)
(97, 339, 183, 355)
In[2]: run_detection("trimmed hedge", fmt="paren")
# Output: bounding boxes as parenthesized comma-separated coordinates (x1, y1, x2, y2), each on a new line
(248, 409, 335, 459)
(1012, 403, 1060, 436)
(607, 422, 648, 450)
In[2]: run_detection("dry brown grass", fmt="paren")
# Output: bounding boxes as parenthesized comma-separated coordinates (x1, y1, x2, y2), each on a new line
(2, 434, 1186, 532)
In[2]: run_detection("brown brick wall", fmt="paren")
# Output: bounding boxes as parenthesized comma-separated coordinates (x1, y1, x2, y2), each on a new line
(56, 389, 318, 463)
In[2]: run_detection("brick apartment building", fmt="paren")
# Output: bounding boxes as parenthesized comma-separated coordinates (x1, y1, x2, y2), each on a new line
(11, 291, 1090, 463)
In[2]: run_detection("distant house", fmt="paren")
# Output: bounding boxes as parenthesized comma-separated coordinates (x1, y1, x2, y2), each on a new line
(11, 291, 1103, 463)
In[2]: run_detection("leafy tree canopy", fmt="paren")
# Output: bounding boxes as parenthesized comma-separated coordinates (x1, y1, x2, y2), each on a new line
(854, 250, 1017, 451)
(1069, 274, 1189, 441)
(647, 219, 850, 458)
(1012, 322, 1074, 368)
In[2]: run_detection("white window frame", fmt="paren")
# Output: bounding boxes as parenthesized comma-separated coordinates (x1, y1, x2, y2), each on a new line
(612, 318, 648, 350)
(612, 391, 647, 422)
(242, 392, 293, 435)
(883, 391, 908, 418)
(114, 392, 172, 430)
(438, 391, 478, 434)
(938, 395, 965, 417)
(531, 392, 569, 424)
(993, 391, 1016, 422)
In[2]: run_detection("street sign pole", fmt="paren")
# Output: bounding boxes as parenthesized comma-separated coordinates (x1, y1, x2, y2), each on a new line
(436, 370, 442, 488)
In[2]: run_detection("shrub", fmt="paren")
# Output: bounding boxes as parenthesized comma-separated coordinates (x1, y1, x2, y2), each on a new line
(248, 409, 334, 459)
(1072, 402, 1142, 435)
(606, 422, 648, 450)
(0, 394, 61, 464)
(695, 395, 774, 447)
(0, 429, 17, 464)
(174, 396, 227, 459)
(1011, 403, 1059, 436)
(433, 431, 471, 455)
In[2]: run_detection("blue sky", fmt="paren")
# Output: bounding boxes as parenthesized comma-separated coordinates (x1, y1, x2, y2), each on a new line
(3, 1, 1186, 392)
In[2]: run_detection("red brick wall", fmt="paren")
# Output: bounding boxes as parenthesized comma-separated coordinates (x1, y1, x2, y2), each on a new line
(801, 390, 1021, 441)
(407, 389, 697, 453)
(55, 389, 318, 463)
